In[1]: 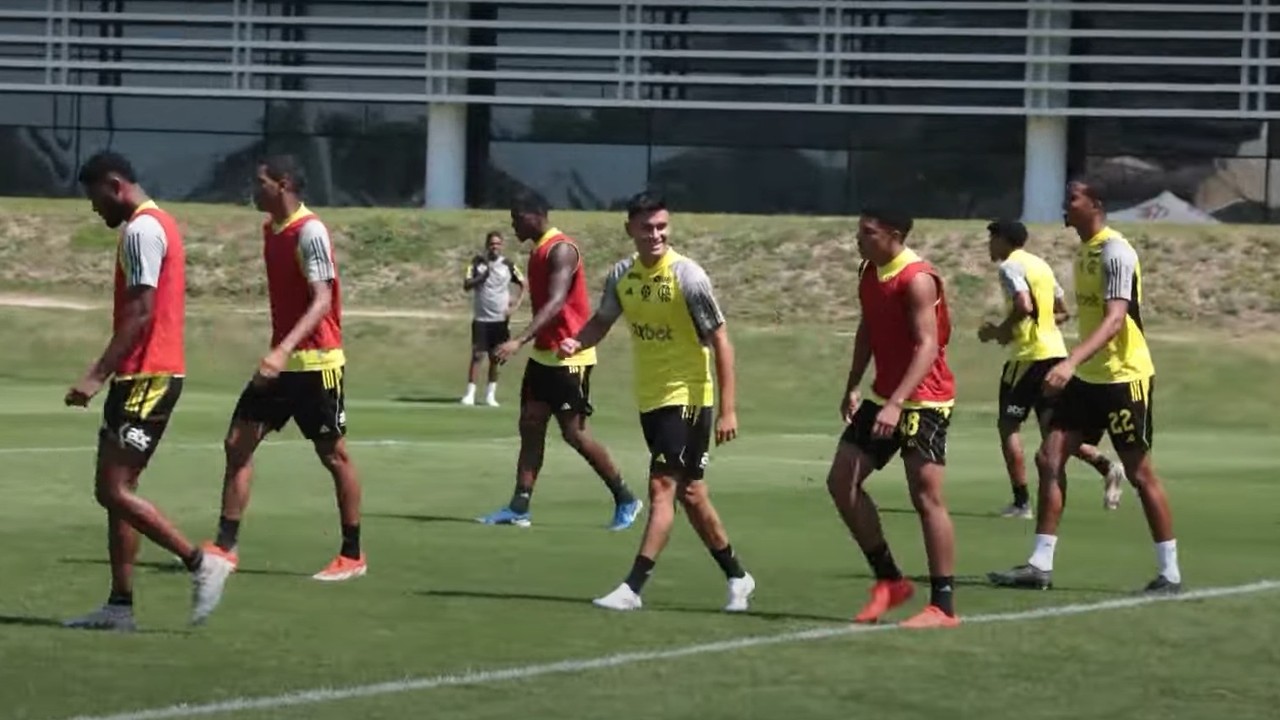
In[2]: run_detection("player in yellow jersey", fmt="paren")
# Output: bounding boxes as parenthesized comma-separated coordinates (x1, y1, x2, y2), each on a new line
(978, 220, 1126, 519)
(557, 192, 755, 612)
(989, 180, 1182, 595)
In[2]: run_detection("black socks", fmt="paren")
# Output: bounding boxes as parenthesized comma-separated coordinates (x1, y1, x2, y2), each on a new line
(340, 524, 361, 559)
(624, 555, 656, 594)
(710, 544, 746, 579)
(864, 543, 904, 581)
(215, 516, 240, 552)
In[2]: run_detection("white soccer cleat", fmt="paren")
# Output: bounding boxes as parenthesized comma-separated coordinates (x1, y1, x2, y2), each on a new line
(484, 397, 500, 407)
(1103, 463, 1126, 510)
(724, 572, 756, 612)
(63, 604, 136, 632)
(999, 503, 1034, 519)
(190, 549, 236, 626)
(460, 395, 475, 406)
(592, 583, 643, 611)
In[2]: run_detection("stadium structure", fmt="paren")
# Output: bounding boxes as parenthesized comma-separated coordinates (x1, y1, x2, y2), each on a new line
(0, 0, 1277, 221)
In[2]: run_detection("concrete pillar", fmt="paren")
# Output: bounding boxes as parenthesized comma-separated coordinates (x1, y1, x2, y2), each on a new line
(424, 1, 469, 209)
(1022, 116, 1069, 222)
(1022, 1, 1071, 222)
(425, 102, 467, 209)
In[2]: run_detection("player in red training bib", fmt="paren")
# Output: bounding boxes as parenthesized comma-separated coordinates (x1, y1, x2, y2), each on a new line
(63, 151, 233, 631)
(477, 191, 641, 530)
(824, 208, 961, 629)
(205, 156, 366, 583)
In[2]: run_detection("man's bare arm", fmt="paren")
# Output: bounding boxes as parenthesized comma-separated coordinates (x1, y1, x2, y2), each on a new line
(1053, 296, 1071, 325)
(708, 325, 736, 418)
(91, 286, 155, 381)
(994, 290, 1033, 342)
(276, 280, 333, 355)
(513, 242, 578, 346)
(886, 273, 941, 407)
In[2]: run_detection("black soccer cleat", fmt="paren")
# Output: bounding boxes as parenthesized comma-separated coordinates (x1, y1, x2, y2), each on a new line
(1141, 575, 1182, 596)
(987, 564, 1053, 590)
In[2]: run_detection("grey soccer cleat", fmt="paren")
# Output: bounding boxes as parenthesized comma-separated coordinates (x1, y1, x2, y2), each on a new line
(987, 564, 1053, 590)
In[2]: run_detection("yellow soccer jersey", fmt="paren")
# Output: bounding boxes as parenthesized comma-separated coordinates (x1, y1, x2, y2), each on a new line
(1073, 227, 1155, 383)
(998, 248, 1069, 362)
(597, 249, 723, 413)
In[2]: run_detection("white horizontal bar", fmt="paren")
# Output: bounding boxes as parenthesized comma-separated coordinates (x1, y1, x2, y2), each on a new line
(3, 46, 1276, 69)
(0, 1, 1261, 21)
(1, 11, 1275, 41)
(3, 81, 1278, 120)
(4, 57, 1274, 95)
(2, 34, 1277, 70)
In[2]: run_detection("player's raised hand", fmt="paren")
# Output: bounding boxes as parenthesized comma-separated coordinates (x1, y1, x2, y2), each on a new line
(840, 389, 860, 424)
(557, 337, 582, 360)
(977, 321, 997, 343)
(715, 410, 738, 446)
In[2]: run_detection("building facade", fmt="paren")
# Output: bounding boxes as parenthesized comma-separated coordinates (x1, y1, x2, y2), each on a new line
(1, 0, 1277, 221)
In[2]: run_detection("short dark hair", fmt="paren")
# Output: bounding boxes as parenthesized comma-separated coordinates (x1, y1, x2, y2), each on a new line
(987, 219, 1028, 247)
(510, 189, 549, 217)
(861, 207, 913, 237)
(261, 155, 306, 192)
(1068, 177, 1105, 207)
(485, 230, 503, 242)
(626, 191, 667, 220)
(78, 151, 136, 185)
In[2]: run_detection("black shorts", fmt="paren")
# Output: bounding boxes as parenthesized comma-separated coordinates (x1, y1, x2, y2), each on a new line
(1050, 376, 1154, 452)
(471, 320, 510, 354)
(521, 360, 593, 416)
(233, 367, 348, 442)
(640, 405, 713, 481)
(839, 400, 951, 470)
(100, 375, 184, 465)
(998, 358, 1062, 423)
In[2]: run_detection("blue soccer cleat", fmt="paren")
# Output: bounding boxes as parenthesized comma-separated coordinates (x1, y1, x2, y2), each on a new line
(477, 506, 532, 527)
(608, 499, 644, 531)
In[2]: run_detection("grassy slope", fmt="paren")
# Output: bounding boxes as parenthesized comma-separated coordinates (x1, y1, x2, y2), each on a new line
(2, 198, 1279, 328)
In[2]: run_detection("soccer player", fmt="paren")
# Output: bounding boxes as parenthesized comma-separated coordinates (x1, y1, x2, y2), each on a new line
(559, 192, 755, 612)
(461, 230, 524, 407)
(207, 156, 366, 582)
(988, 180, 1182, 594)
(479, 191, 642, 530)
(978, 219, 1126, 519)
(825, 208, 960, 629)
(63, 151, 233, 630)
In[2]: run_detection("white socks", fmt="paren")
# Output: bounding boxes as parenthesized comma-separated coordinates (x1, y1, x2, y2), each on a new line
(1027, 535, 1180, 582)
(1156, 539, 1181, 583)
(1028, 534, 1058, 572)
(462, 382, 476, 402)
(485, 382, 497, 402)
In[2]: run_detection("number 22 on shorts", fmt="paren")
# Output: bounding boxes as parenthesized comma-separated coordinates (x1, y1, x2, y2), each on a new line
(1108, 409, 1135, 435)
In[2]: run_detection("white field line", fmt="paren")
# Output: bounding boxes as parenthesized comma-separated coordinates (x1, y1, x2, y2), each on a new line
(62, 579, 1280, 720)
(0, 438, 834, 467)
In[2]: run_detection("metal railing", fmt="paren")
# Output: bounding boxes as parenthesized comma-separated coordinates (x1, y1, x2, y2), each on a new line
(0, 0, 1275, 118)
